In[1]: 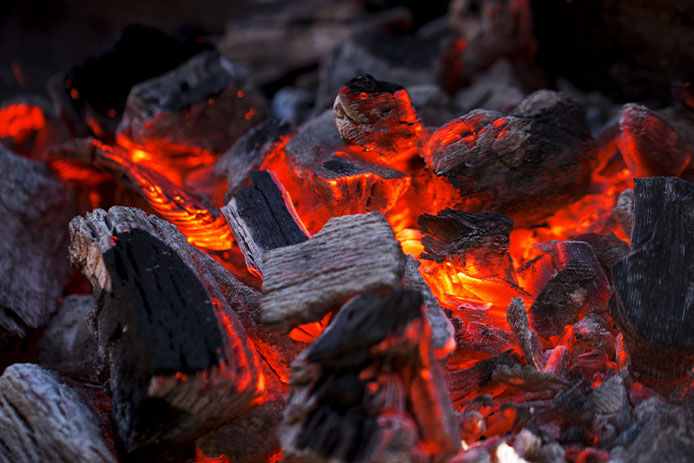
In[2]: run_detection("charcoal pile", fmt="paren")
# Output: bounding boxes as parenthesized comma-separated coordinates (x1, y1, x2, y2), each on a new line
(2, 1, 694, 462)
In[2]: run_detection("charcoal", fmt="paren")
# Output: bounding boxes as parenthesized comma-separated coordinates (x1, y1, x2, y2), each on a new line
(218, 0, 367, 88)
(449, 0, 537, 73)
(0, 145, 75, 343)
(530, 240, 611, 316)
(403, 254, 455, 355)
(506, 298, 544, 370)
(215, 118, 293, 198)
(69, 207, 261, 458)
(281, 290, 460, 462)
(612, 177, 694, 380)
(529, 260, 596, 339)
(537, 442, 565, 463)
(314, 9, 459, 112)
(222, 170, 310, 276)
(425, 91, 596, 225)
(118, 50, 267, 158)
(418, 208, 513, 276)
(513, 428, 541, 461)
(37, 295, 96, 380)
(94, 142, 233, 251)
(573, 232, 629, 280)
(261, 211, 406, 332)
(454, 60, 526, 115)
(445, 351, 520, 408)
(49, 24, 210, 139)
(0, 363, 116, 463)
(285, 110, 411, 216)
(333, 73, 423, 165)
(616, 104, 691, 177)
(543, 346, 570, 379)
(492, 364, 566, 393)
(456, 446, 492, 463)
(196, 370, 287, 463)
(454, 320, 515, 357)
(589, 374, 628, 430)
(618, 400, 694, 463)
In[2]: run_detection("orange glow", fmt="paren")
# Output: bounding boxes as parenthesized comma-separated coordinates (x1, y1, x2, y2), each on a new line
(95, 141, 234, 250)
(0, 103, 46, 143)
(288, 312, 332, 343)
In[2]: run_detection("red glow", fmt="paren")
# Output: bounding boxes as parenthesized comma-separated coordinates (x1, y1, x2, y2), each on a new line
(0, 103, 46, 144)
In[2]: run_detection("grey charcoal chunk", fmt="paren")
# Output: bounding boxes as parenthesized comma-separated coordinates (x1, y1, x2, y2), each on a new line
(0, 363, 116, 463)
(38, 295, 96, 380)
(118, 50, 267, 156)
(612, 178, 694, 351)
(261, 211, 406, 332)
(0, 145, 74, 342)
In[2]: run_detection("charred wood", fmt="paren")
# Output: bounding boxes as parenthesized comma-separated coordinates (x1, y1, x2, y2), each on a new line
(222, 170, 310, 277)
(616, 104, 691, 177)
(445, 351, 520, 408)
(285, 110, 410, 216)
(281, 290, 460, 462)
(418, 208, 513, 277)
(50, 24, 210, 139)
(573, 232, 629, 281)
(0, 145, 75, 343)
(529, 260, 596, 339)
(425, 91, 596, 225)
(214, 118, 292, 198)
(118, 50, 267, 158)
(0, 363, 116, 463)
(261, 211, 406, 332)
(333, 73, 423, 165)
(612, 177, 694, 381)
(314, 9, 459, 113)
(69, 207, 261, 458)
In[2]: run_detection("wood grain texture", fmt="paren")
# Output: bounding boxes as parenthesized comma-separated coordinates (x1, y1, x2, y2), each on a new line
(0, 363, 116, 463)
(222, 170, 309, 276)
(261, 211, 406, 332)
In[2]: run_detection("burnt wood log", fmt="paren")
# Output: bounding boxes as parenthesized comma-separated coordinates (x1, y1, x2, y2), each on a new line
(529, 260, 596, 339)
(616, 104, 692, 177)
(333, 73, 423, 166)
(0, 145, 75, 344)
(418, 208, 513, 277)
(612, 177, 694, 381)
(0, 363, 116, 463)
(48, 24, 210, 139)
(284, 109, 411, 216)
(214, 118, 292, 197)
(118, 50, 267, 158)
(261, 211, 406, 332)
(281, 290, 460, 462)
(403, 254, 455, 355)
(38, 295, 96, 380)
(424, 90, 596, 225)
(222, 170, 310, 277)
(69, 206, 261, 459)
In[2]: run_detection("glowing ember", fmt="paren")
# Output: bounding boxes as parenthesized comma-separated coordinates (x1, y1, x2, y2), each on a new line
(0, 103, 46, 144)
